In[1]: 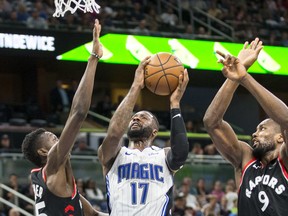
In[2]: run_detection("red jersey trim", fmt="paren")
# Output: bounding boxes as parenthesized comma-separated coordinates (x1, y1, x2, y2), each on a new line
(278, 157, 288, 181)
(71, 178, 77, 199)
(238, 158, 257, 191)
(31, 167, 41, 173)
(42, 166, 47, 184)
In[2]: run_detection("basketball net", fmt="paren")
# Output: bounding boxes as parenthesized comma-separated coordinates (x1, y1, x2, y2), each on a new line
(53, 0, 101, 17)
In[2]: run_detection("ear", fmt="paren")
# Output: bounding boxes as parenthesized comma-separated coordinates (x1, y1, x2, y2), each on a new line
(151, 129, 158, 139)
(37, 148, 49, 157)
(276, 133, 284, 145)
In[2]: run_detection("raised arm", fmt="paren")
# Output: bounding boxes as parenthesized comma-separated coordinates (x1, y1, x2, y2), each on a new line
(237, 66, 288, 161)
(165, 69, 189, 172)
(203, 38, 263, 169)
(98, 57, 150, 173)
(46, 19, 103, 173)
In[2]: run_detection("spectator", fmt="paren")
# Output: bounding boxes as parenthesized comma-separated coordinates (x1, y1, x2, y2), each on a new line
(204, 143, 217, 155)
(196, 178, 208, 207)
(201, 194, 221, 216)
(182, 177, 197, 195)
(224, 184, 238, 212)
(0, 134, 13, 152)
(3, 174, 22, 214)
(145, 7, 161, 28)
(85, 178, 104, 201)
(20, 175, 34, 214)
(95, 94, 113, 117)
(160, 7, 178, 26)
(15, 2, 29, 23)
(173, 192, 187, 216)
(133, 19, 150, 35)
(49, 80, 70, 124)
(129, 2, 145, 21)
(76, 178, 87, 198)
(207, 2, 223, 19)
(210, 180, 225, 203)
(191, 142, 204, 155)
(26, 8, 48, 29)
(84, 178, 106, 210)
(0, 0, 11, 21)
(186, 120, 197, 132)
(73, 138, 95, 154)
(281, 31, 288, 46)
(179, 181, 201, 213)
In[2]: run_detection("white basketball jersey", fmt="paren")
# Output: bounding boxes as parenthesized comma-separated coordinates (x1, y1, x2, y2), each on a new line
(106, 146, 174, 216)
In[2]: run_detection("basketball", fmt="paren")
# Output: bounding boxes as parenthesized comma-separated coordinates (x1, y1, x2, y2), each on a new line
(144, 52, 184, 96)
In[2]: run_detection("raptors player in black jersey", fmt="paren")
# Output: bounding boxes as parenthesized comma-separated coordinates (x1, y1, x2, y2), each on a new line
(204, 38, 288, 216)
(22, 19, 107, 216)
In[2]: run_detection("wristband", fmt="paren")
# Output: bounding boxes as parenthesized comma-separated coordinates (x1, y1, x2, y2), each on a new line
(171, 108, 181, 118)
(91, 52, 101, 60)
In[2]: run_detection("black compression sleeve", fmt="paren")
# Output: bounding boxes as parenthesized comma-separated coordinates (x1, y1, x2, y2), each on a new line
(167, 108, 189, 171)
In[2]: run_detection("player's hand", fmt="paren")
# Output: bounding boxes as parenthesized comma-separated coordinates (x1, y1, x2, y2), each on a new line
(92, 19, 103, 58)
(217, 51, 247, 82)
(133, 56, 151, 89)
(170, 69, 189, 107)
(237, 37, 263, 70)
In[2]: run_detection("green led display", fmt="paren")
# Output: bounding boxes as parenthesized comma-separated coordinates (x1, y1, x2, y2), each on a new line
(57, 34, 288, 76)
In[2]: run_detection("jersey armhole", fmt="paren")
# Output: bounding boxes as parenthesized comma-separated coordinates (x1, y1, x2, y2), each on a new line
(238, 158, 256, 191)
(278, 157, 288, 181)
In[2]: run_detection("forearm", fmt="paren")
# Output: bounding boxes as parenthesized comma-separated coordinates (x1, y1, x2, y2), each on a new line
(167, 108, 189, 171)
(240, 74, 288, 125)
(203, 79, 239, 128)
(71, 57, 98, 115)
(108, 84, 141, 137)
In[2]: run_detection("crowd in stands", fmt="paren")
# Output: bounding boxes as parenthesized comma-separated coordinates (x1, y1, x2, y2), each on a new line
(0, 0, 287, 45)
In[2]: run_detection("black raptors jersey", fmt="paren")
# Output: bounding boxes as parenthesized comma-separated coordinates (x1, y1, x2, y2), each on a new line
(31, 167, 84, 216)
(238, 157, 288, 216)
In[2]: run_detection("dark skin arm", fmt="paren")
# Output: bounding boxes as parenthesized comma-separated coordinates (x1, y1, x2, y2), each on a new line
(203, 38, 263, 175)
(80, 195, 108, 216)
(45, 19, 103, 196)
(222, 47, 288, 170)
(98, 57, 150, 176)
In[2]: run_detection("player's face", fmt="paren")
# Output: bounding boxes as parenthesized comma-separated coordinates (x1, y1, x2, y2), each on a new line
(252, 119, 278, 159)
(127, 111, 154, 141)
(41, 131, 59, 150)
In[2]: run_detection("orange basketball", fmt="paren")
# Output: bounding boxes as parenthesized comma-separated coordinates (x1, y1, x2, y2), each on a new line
(144, 52, 184, 96)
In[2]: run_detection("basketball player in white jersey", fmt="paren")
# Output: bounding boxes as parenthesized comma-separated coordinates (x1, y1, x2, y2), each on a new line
(98, 59, 189, 216)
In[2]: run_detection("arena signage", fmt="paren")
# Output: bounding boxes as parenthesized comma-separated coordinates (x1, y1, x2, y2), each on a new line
(0, 27, 91, 58)
(0, 33, 55, 51)
(58, 33, 288, 76)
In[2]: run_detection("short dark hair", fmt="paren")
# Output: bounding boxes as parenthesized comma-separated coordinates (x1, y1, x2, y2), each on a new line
(22, 128, 46, 167)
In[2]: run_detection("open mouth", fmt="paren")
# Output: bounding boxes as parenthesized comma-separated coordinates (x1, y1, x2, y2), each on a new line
(131, 122, 140, 129)
(252, 139, 259, 148)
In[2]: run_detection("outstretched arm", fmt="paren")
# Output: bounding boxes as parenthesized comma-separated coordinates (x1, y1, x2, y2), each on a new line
(47, 19, 103, 173)
(165, 69, 189, 171)
(203, 38, 263, 169)
(98, 57, 150, 174)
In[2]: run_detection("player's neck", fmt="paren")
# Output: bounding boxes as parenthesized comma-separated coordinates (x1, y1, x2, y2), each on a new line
(260, 149, 279, 166)
(130, 140, 150, 151)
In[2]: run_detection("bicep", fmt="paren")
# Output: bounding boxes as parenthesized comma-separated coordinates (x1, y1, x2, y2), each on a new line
(98, 135, 122, 167)
(206, 120, 245, 168)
